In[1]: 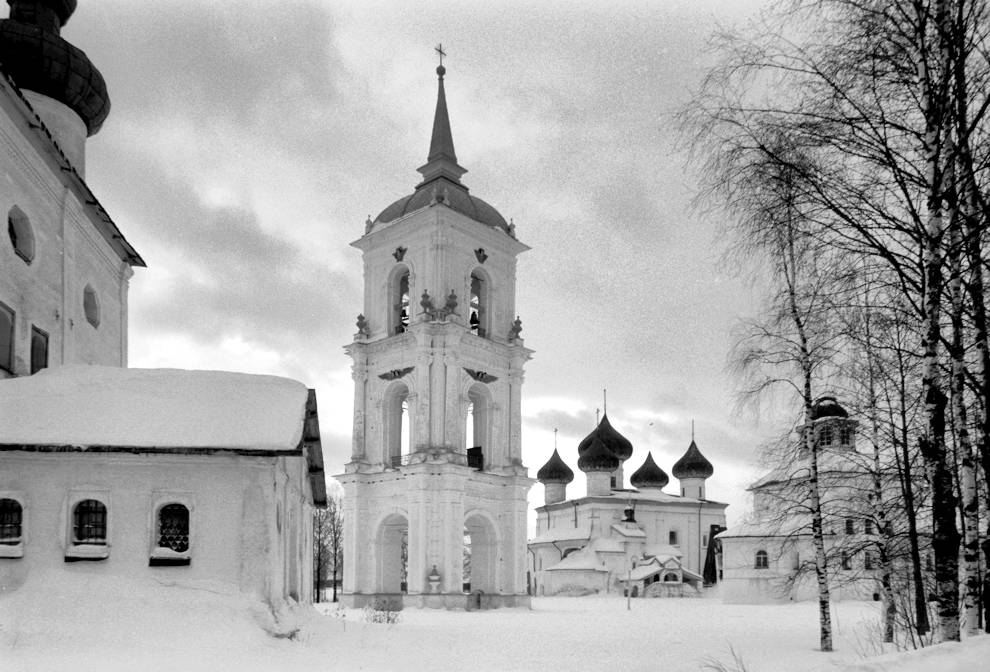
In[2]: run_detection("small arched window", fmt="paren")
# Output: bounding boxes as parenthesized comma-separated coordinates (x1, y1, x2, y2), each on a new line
(83, 285, 100, 328)
(839, 425, 852, 445)
(668, 530, 679, 546)
(72, 499, 107, 545)
(157, 504, 190, 553)
(820, 425, 834, 446)
(7, 206, 34, 264)
(755, 550, 769, 569)
(0, 498, 23, 545)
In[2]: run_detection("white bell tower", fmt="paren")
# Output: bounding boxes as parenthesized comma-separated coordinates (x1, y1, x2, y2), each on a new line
(336, 57, 533, 609)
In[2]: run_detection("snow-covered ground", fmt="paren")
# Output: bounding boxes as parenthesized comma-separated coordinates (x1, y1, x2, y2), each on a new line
(1, 572, 987, 672)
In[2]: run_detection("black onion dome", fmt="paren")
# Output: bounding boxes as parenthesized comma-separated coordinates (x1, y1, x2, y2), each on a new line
(577, 436, 620, 473)
(630, 452, 669, 489)
(577, 424, 598, 456)
(671, 440, 714, 479)
(810, 395, 849, 420)
(577, 414, 633, 461)
(0, 0, 110, 135)
(596, 414, 633, 461)
(537, 449, 574, 484)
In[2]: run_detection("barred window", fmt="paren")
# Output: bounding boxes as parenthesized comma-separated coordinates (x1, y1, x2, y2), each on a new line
(839, 426, 852, 445)
(864, 551, 876, 570)
(755, 550, 769, 569)
(820, 425, 834, 446)
(841, 551, 852, 570)
(845, 518, 855, 535)
(157, 504, 189, 553)
(72, 499, 107, 545)
(864, 519, 875, 535)
(0, 498, 22, 544)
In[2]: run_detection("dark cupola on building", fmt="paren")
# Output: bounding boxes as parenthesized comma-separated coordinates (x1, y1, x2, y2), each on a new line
(538, 449, 574, 505)
(630, 452, 669, 490)
(809, 395, 848, 420)
(578, 435, 619, 497)
(672, 439, 714, 499)
(0, 0, 109, 172)
(577, 413, 633, 491)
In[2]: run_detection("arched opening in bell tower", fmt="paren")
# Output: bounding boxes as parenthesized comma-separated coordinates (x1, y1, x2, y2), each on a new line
(375, 513, 409, 594)
(466, 383, 492, 467)
(389, 266, 411, 335)
(469, 270, 490, 338)
(464, 512, 498, 594)
(384, 382, 411, 465)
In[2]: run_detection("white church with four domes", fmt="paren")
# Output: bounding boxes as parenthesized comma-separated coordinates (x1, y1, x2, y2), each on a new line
(529, 415, 727, 597)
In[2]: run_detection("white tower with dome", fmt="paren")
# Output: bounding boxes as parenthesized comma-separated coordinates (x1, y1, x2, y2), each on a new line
(335, 57, 532, 609)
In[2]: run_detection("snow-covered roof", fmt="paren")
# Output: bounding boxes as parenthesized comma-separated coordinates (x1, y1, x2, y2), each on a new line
(537, 489, 728, 510)
(529, 525, 592, 545)
(544, 548, 608, 572)
(0, 365, 309, 451)
(644, 544, 682, 559)
(716, 517, 826, 539)
(611, 523, 646, 538)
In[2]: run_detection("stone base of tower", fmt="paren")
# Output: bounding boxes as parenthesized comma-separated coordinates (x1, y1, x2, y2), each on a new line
(339, 591, 531, 610)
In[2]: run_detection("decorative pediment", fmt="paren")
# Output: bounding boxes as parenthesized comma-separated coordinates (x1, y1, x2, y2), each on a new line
(464, 368, 498, 383)
(378, 366, 415, 381)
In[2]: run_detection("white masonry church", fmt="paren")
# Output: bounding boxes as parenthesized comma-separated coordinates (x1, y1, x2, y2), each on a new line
(0, 0, 325, 610)
(530, 416, 728, 597)
(335, 57, 531, 609)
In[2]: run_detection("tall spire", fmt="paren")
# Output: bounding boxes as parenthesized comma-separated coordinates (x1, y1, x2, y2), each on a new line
(417, 46, 468, 187)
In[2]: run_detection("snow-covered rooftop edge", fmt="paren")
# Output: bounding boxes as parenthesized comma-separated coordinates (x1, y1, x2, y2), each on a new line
(0, 365, 310, 452)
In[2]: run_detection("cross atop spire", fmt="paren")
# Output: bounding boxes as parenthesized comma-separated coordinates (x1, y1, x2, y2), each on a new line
(435, 43, 447, 70)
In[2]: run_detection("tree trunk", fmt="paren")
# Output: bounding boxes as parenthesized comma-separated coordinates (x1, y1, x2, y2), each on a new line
(917, 0, 960, 642)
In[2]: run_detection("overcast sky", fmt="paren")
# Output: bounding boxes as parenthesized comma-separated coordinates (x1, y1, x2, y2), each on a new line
(61, 0, 783, 525)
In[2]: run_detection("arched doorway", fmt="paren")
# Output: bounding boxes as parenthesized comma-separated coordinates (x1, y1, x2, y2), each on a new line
(375, 513, 408, 594)
(464, 512, 498, 593)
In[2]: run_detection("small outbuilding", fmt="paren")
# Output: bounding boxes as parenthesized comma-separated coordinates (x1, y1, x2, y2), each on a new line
(0, 365, 326, 607)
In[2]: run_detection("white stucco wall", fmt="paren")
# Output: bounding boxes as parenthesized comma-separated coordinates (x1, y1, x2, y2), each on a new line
(1, 86, 132, 379)
(0, 451, 315, 606)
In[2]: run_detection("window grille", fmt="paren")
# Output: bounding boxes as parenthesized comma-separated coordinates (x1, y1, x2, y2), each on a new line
(845, 518, 855, 535)
(157, 504, 189, 553)
(0, 499, 22, 544)
(73, 499, 107, 545)
(755, 550, 768, 569)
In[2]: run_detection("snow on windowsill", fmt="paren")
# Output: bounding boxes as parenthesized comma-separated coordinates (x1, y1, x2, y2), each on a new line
(64, 543, 109, 561)
(149, 547, 191, 566)
(0, 542, 23, 558)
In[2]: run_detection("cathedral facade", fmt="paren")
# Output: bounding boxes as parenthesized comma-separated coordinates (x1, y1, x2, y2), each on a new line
(336, 61, 531, 609)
